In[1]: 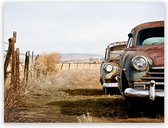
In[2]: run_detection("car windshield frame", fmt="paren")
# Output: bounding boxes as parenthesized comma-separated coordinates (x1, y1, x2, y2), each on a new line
(108, 45, 125, 60)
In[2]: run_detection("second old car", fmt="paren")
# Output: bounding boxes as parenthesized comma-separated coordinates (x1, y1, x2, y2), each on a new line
(100, 41, 127, 94)
(118, 21, 164, 101)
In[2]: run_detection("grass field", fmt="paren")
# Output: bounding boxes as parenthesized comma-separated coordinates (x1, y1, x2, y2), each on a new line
(5, 67, 164, 123)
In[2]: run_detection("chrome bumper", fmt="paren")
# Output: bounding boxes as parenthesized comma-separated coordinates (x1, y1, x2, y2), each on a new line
(103, 82, 118, 88)
(124, 80, 164, 101)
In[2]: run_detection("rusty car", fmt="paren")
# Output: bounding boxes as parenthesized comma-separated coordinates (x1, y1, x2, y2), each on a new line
(100, 41, 127, 94)
(118, 21, 164, 101)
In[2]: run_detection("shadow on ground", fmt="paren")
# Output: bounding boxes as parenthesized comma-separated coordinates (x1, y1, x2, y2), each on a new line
(124, 98, 164, 118)
(62, 89, 104, 96)
(46, 97, 127, 118)
(46, 95, 164, 119)
(62, 88, 121, 96)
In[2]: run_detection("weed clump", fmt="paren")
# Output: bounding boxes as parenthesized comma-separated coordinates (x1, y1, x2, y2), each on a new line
(35, 52, 60, 76)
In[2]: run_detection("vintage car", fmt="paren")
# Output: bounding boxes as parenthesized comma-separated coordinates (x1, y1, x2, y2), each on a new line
(118, 21, 164, 101)
(100, 41, 126, 94)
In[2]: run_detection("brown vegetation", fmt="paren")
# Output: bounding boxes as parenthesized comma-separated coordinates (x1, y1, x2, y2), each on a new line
(5, 66, 164, 123)
(34, 52, 60, 76)
(4, 52, 61, 122)
(4, 74, 24, 121)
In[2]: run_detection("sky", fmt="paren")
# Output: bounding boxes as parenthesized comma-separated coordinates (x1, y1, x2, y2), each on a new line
(3, 2, 164, 55)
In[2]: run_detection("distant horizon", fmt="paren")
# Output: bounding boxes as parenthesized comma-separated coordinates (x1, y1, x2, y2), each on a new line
(16, 51, 104, 57)
(60, 52, 104, 55)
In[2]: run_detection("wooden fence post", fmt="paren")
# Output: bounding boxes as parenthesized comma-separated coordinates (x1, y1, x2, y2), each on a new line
(16, 48, 20, 94)
(13, 31, 17, 39)
(27, 51, 30, 81)
(12, 50, 17, 94)
(4, 38, 15, 80)
(24, 52, 27, 81)
(60, 63, 64, 70)
(69, 63, 71, 69)
(31, 51, 34, 77)
(24, 51, 30, 84)
(24, 52, 28, 84)
(32, 51, 34, 63)
(8, 32, 17, 99)
(34, 54, 39, 78)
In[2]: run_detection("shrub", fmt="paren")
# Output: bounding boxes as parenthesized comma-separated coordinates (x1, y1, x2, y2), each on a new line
(34, 52, 60, 76)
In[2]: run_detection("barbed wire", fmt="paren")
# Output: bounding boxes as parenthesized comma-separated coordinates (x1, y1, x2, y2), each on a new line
(4, 49, 30, 56)
(4, 42, 9, 45)
(4, 50, 8, 52)
(4, 42, 27, 55)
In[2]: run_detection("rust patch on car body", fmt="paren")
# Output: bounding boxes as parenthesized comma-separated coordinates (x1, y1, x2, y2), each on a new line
(126, 43, 164, 66)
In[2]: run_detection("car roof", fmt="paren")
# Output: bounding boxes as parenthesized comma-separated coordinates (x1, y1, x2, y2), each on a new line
(133, 21, 164, 33)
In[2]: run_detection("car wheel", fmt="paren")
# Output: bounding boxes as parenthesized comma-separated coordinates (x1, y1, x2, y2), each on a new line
(125, 98, 144, 117)
(125, 99, 137, 116)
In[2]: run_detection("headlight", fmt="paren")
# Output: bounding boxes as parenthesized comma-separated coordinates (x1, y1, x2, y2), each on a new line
(105, 64, 113, 73)
(131, 56, 148, 71)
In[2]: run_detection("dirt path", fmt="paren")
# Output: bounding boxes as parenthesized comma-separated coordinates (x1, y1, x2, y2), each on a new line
(9, 69, 164, 123)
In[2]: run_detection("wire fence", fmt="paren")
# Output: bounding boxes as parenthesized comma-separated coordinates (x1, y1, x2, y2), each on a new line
(57, 63, 100, 70)
(4, 31, 37, 120)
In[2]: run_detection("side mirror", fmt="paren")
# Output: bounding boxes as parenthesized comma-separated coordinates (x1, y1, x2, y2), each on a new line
(128, 33, 132, 38)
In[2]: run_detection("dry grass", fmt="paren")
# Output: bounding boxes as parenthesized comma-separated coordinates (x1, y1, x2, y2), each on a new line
(26, 68, 101, 96)
(4, 52, 61, 122)
(7, 69, 164, 122)
(34, 52, 60, 76)
(4, 76, 25, 122)
(4, 62, 164, 123)
(77, 114, 164, 123)
(77, 112, 93, 122)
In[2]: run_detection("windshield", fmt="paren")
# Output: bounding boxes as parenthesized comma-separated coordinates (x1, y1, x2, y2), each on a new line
(108, 45, 125, 60)
(109, 50, 124, 61)
(137, 27, 164, 46)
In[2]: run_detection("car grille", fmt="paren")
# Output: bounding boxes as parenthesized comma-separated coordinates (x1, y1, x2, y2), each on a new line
(141, 67, 164, 89)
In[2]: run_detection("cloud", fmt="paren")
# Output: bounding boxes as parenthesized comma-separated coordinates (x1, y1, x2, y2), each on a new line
(4, 2, 164, 54)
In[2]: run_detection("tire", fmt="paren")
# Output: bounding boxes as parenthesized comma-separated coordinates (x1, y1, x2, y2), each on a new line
(125, 98, 144, 117)
(125, 99, 137, 116)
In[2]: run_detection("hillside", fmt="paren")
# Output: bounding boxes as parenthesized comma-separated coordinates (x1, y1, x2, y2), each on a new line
(60, 53, 103, 63)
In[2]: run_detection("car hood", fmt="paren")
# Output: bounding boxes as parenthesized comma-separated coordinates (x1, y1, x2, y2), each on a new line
(125, 43, 164, 67)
